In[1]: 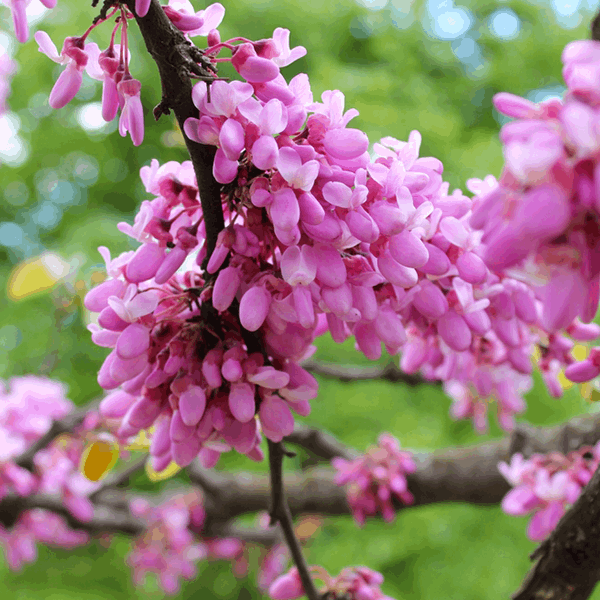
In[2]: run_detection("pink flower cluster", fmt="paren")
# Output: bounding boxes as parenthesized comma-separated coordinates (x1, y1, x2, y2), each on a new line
(186, 15, 600, 433)
(332, 433, 415, 525)
(128, 493, 292, 595)
(128, 492, 208, 594)
(269, 566, 395, 600)
(0, 509, 89, 570)
(470, 40, 600, 334)
(85, 6, 598, 447)
(0, 376, 72, 499)
(28, 2, 225, 145)
(87, 154, 320, 470)
(0, 377, 99, 569)
(34, 5, 147, 145)
(387, 169, 600, 433)
(498, 445, 600, 541)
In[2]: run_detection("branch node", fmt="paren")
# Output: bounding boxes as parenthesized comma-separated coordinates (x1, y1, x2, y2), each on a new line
(153, 98, 172, 121)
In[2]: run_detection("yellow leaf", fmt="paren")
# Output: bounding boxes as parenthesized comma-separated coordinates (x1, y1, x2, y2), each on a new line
(572, 344, 588, 362)
(581, 382, 600, 402)
(145, 460, 181, 482)
(581, 382, 592, 400)
(559, 345, 589, 391)
(558, 370, 574, 390)
(8, 252, 70, 300)
(125, 428, 153, 451)
(80, 439, 119, 482)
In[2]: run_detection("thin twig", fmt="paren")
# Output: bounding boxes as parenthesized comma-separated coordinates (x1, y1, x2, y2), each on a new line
(189, 462, 225, 499)
(301, 359, 429, 386)
(14, 401, 99, 471)
(89, 455, 148, 502)
(285, 423, 357, 462)
(268, 440, 320, 600)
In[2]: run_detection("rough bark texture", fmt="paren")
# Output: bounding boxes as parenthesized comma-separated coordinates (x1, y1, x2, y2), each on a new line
(513, 464, 600, 600)
(7, 402, 599, 534)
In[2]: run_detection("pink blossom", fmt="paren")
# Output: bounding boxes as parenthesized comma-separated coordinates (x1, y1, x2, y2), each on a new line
(118, 78, 144, 146)
(269, 566, 395, 600)
(499, 446, 599, 541)
(165, 1, 225, 37)
(35, 32, 90, 109)
(332, 434, 415, 525)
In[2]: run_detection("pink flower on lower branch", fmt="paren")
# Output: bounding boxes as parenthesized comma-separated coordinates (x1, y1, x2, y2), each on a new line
(0, 510, 88, 571)
(128, 492, 208, 594)
(269, 566, 396, 600)
(332, 433, 415, 526)
(499, 446, 600, 541)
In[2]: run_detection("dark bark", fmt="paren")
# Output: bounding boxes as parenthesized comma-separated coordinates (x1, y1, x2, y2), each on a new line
(591, 9, 600, 41)
(122, 0, 224, 264)
(513, 463, 600, 600)
(268, 440, 320, 600)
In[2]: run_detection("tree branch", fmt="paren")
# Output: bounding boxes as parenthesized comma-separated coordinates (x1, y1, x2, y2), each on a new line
(14, 401, 99, 472)
(286, 423, 357, 461)
(3, 411, 600, 575)
(512, 461, 600, 600)
(592, 8, 600, 41)
(301, 359, 428, 387)
(188, 412, 600, 521)
(123, 0, 224, 263)
(11, 406, 600, 534)
(89, 455, 148, 503)
(268, 440, 320, 600)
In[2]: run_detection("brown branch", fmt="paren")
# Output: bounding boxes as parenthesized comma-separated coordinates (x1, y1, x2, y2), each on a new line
(2, 410, 600, 581)
(512, 461, 600, 600)
(123, 0, 224, 264)
(89, 455, 148, 503)
(11, 407, 600, 530)
(592, 9, 600, 41)
(0, 489, 279, 546)
(204, 522, 281, 546)
(268, 440, 320, 600)
(0, 492, 143, 535)
(301, 359, 428, 387)
(14, 401, 99, 472)
(188, 412, 600, 521)
(286, 423, 357, 461)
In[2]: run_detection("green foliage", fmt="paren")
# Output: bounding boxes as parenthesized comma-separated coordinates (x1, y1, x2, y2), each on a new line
(2, 0, 600, 598)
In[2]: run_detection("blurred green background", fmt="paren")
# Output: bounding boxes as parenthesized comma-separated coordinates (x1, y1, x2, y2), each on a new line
(2, 0, 600, 598)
